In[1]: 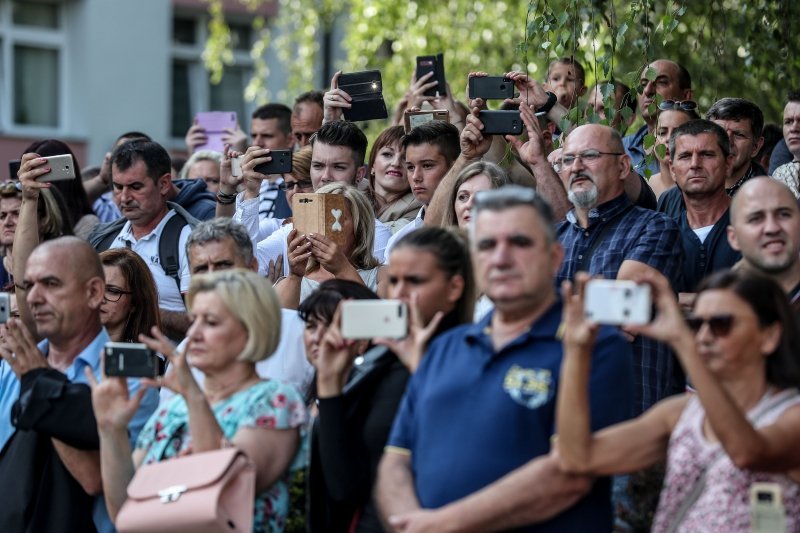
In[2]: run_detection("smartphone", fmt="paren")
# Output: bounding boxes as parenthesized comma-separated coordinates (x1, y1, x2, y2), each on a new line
(104, 342, 163, 378)
(194, 111, 237, 153)
(8, 160, 21, 181)
(292, 193, 348, 246)
(231, 155, 244, 177)
(404, 109, 450, 133)
(253, 150, 292, 175)
(750, 483, 786, 533)
(478, 110, 523, 136)
(338, 70, 389, 122)
(0, 293, 9, 324)
(341, 300, 407, 339)
(415, 53, 446, 97)
(38, 154, 76, 182)
(469, 76, 514, 100)
(584, 280, 652, 326)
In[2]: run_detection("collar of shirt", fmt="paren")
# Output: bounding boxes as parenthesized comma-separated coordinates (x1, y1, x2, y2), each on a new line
(117, 209, 177, 245)
(37, 328, 110, 384)
(565, 192, 631, 229)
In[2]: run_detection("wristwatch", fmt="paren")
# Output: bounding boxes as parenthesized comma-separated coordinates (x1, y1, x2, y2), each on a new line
(537, 91, 558, 115)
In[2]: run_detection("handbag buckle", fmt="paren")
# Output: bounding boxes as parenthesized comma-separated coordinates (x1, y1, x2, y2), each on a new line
(158, 485, 188, 503)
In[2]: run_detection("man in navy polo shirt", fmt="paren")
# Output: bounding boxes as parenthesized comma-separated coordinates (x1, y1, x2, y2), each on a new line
(376, 186, 633, 532)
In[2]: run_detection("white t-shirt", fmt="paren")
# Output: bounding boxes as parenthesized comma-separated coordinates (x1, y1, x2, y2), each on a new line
(108, 210, 192, 311)
(692, 224, 715, 244)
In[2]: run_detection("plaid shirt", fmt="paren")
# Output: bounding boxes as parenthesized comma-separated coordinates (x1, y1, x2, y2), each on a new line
(557, 193, 684, 414)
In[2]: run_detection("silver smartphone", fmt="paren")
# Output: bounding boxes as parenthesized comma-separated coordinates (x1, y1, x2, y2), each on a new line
(341, 300, 408, 339)
(583, 279, 651, 325)
(39, 154, 76, 182)
(750, 483, 786, 533)
(0, 293, 9, 324)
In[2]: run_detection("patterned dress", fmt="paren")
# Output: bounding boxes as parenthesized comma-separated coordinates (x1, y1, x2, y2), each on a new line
(651, 389, 800, 532)
(136, 380, 308, 532)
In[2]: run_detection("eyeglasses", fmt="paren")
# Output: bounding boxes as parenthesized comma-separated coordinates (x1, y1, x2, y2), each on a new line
(685, 314, 734, 337)
(104, 286, 133, 302)
(658, 100, 698, 112)
(560, 150, 624, 168)
(278, 179, 313, 191)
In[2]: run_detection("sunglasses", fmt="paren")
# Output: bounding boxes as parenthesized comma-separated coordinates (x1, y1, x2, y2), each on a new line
(685, 314, 734, 337)
(658, 100, 698, 112)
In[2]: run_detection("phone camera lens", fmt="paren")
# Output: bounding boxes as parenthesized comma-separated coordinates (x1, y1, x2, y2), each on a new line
(624, 289, 632, 298)
(500, 84, 506, 90)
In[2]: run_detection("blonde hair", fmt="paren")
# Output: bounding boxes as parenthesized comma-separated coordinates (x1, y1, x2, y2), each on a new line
(187, 269, 281, 363)
(310, 183, 380, 271)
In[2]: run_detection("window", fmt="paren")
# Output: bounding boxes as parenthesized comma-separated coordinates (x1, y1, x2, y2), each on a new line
(0, 0, 65, 131)
(170, 13, 255, 144)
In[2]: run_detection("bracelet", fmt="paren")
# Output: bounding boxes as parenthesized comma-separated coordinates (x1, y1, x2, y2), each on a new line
(216, 191, 237, 205)
(537, 91, 558, 115)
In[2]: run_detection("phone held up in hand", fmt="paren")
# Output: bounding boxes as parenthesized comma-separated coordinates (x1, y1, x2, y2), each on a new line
(415, 53, 446, 97)
(468, 76, 514, 100)
(38, 154, 76, 182)
(478, 110, 523, 136)
(583, 280, 652, 326)
(104, 342, 164, 379)
(341, 300, 408, 339)
(253, 150, 292, 176)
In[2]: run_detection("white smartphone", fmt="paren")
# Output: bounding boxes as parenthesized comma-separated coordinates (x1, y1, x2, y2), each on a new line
(341, 300, 407, 339)
(38, 154, 76, 182)
(583, 279, 651, 325)
(230, 155, 243, 177)
(750, 483, 786, 533)
(0, 292, 9, 324)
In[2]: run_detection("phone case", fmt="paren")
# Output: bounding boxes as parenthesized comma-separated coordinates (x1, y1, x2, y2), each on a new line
(415, 53, 446, 97)
(338, 70, 389, 122)
(253, 150, 292, 175)
(341, 300, 407, 339)
(104, 342, 160, 378)
(468, 76, 514, 100)
(584, 280, 651, 325)
(292, 193, 348, 246)
(478, 110, 523, 136)
(38, 154, 76, 182)
(194, 111, 237, 153)
(403, 109, 450, 133)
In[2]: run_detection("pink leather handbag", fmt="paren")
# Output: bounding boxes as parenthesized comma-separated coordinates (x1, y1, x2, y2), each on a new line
(115, 448, 256, 533)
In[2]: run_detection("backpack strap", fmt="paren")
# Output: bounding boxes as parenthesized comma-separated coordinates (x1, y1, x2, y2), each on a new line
(158, 211, 193, 300)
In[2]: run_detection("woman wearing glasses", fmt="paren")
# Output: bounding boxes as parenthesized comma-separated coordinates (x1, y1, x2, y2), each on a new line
(650, 100, 700, 200)
(556, 269, 800, 532)
(98, 248, 160, 343)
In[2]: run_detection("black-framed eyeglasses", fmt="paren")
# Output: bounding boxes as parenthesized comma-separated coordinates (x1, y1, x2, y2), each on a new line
(278, 179, 313, 191)
(658, 100, 698, 112)
(685, 314, 734, 337)
(104, 286, 133, 302)
(560, 150, 624, 168)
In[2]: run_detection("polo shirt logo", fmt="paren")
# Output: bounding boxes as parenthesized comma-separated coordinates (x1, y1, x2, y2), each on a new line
(503, 365, 552, 409)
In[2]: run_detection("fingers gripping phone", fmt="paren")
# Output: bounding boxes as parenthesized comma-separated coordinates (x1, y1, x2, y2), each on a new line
(468, 76, 515, 100)
(38, 154, 76, 182)
(341, 300, 408, 339)
(583, 280, 652, 326)
(415, 53, 446, 97)
(104, 342, 164, 378)
(478, 110, 523, 136)
(253, 150, 292, 175)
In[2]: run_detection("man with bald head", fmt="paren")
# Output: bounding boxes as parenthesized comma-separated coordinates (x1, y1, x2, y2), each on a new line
(0, 237, 157, 532)
(624, 59, 693, 176)
(556, 123, 683, 414)
(728, 177, 800, 304)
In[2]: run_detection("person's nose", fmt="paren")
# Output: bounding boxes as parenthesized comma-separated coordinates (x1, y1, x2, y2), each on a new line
(763, 213, 782, 234)
(411, 167, 423, 183)
(642, 80, 656, 97)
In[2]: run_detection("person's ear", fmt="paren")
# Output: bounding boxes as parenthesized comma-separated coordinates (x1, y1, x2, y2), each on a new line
(158, 172, 172, 195)
(727, 224, 741, 252)
(355, 165, 367, 184)
(760, 322, 782, 357)
(87, 278, 106, 310)
(446, 274, 465, 305)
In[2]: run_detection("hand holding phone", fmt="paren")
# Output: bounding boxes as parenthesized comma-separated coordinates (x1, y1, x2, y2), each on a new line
(193, 111, 237, 153)
(341, 300, 408, 339)
(104, 342, 164, 378)
(337, 70, 388, 122)
(478, 110, 523, 136)
(253, 150, 292, 176)
(38, 154, 76, 182)
(415, 53, 446, 97)
(469, 76, 515, 100)
(583, 280, 652, 326)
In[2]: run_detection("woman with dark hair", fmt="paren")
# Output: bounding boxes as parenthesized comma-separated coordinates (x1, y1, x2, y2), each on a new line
(99, 248, 161, 342)
(22, 139, 98, 238)
(556, 269, 800, 532)
(366, 126, 421, 233)
(303, 227, 475, 532)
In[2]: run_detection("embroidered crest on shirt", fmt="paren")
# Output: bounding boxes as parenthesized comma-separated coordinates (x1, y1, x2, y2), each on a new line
(503, 365, 552, 409)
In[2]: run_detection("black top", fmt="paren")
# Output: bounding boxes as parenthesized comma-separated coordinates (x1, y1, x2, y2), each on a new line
(676, 209, 741, 292)
(308, 346, 410, 532)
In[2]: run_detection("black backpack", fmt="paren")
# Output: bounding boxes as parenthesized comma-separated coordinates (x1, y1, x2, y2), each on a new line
(88, 203, 198, 297)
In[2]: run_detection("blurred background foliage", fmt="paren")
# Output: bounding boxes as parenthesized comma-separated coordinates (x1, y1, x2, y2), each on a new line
(203, 0, 798, 136)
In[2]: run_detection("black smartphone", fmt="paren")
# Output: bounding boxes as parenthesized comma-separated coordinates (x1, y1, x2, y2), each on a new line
(478, 110, 524, 135)
(253, 149, 293, 175)
(415, 53, 446, 97)
(8, 160, 21, 180)
(469, 76, 515, 100)
(338, 70, 389, 122)
(104, 342, 164, 378)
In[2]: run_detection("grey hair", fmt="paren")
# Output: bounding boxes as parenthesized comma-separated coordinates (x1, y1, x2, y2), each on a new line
(179, 150, 223, 181)
(186, 218, 254, 265)
(469, 185, 557, 243)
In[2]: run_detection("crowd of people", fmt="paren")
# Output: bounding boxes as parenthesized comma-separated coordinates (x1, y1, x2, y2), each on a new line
(0, 53, 799, 533)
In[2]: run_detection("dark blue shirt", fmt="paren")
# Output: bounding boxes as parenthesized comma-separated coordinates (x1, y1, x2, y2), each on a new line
(675, 209, 741, 292)
(623, 124, 659, 177)
(387, 300, 633, 532)
(557, 194, 684, 413)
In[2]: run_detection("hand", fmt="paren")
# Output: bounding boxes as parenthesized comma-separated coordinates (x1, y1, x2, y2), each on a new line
(266, 254, 284, 284)
(404, 71, 438, 110)
(85, 364, 145, 433)
(505, 71, 551, 109)
(307, 233, 350, 275)
(388, 508, 451, 533)
(221, 125, 248, 152)
(505, 102, 548, 167)
(627, 272, 693, 348)
(185, 122, 208, 153)
(0, 318, 49, 378)
(375, 293, 443, 373)
(241, 145, 274, 189)
(138, 327, 200, 400)
(323, 71, 352, 124)
(316, 305, 361, 395)
(286, 229, 311, 278)
(433, 82, 467, 129)
(459, 107, 494, 161)
(17, 153, 52, 200)
(465, 71, 489, 110)
(560, 273, 599, 355)
(98, 152, 113, 186)
(219, 148, 243, 195)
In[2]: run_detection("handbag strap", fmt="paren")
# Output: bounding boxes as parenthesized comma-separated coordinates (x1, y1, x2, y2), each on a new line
(157, 422, 187, 462)
(665, 390, 799, 533)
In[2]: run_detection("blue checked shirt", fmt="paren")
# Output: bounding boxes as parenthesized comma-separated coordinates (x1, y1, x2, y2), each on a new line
(557, 193, 684, 414)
